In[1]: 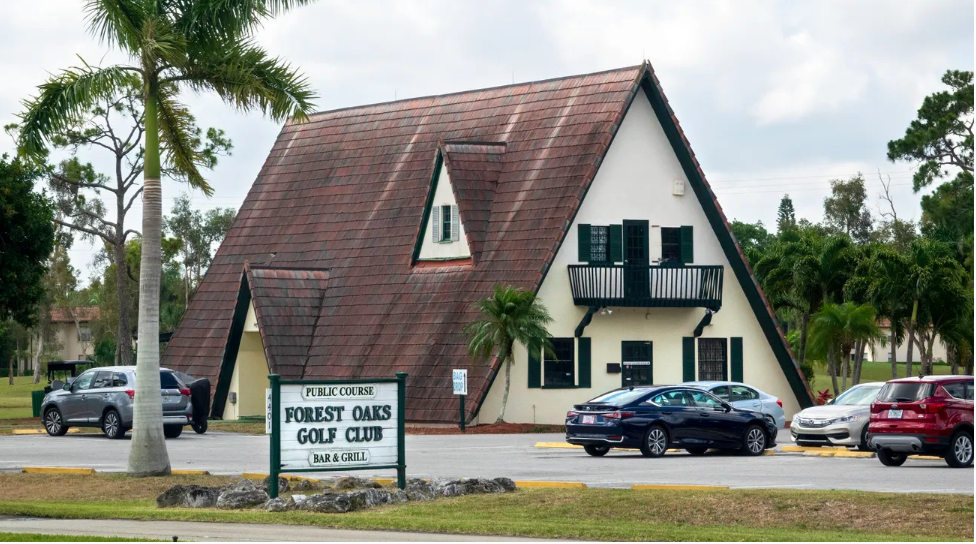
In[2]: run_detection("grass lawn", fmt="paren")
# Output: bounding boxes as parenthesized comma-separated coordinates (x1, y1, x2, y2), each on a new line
(0, 473, 971, 542)
(0, 533, 158, 542)
(0, 376, 46, 432)
(808, 361, 953, 394)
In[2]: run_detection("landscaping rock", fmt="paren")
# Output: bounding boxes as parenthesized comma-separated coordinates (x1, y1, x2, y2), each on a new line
(347, 489, 393, 510)
(290, 478, 318, 492)
(334, 476, 382, 490)
(460, 478, 506, 494)
(391, 489, 409, 503)
(262, 475, 290, 494)
(300, 492, 353, 514)
(493, 477, 517, 492)
(216, 487, 269, 509)
(223, 478, 261, 493)
(291, 494, 308, 505)
(434, 479, 465, 497)
(156, 485, 221, 508)
(404, 478, 437, 501)
(264, 496, 296, 512)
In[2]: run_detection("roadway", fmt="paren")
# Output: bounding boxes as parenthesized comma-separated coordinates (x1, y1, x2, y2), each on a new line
(0, 432, 971, 494)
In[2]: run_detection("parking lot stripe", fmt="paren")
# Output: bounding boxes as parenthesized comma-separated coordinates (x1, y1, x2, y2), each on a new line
(515, 481, 587, 488)
(22, 467, 96, 475)
(632, 484, 729, 490)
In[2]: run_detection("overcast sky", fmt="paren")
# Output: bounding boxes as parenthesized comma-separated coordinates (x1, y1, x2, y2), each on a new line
(1, 0, 972, 284)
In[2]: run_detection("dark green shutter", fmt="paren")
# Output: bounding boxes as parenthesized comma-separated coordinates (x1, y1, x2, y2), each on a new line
(577, 337, 591, 388)
(528, 343, 541, 388)
(731, 337, 743, 382)
(682, 337, 695, 381)
(578, 224, 591, 262)
(609, 224, 623, 263)
(680, 225, 693, 263)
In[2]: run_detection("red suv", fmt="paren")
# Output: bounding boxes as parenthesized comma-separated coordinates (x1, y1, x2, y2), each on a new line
(868, 375, 973, 468)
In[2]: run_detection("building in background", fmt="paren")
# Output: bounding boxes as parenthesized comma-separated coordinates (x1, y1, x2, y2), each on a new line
(48, 306, 99, 362)
(867, 319, 947, 364)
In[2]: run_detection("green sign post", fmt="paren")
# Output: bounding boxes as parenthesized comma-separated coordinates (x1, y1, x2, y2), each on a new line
(268, 372, 407, 498)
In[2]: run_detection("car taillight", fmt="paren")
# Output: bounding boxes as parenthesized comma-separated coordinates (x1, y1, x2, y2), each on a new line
(125, 389, 135, 399)
(870, 402, 879, 413)
(603, 411, 635, 420)
(920, 401, 947, 414)
(566, 410, 578, 419)
(776, 399, 783, 408)
(179, 388, 191, 396)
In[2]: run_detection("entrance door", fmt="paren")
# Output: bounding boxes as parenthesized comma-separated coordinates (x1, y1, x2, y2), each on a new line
(621, 341, 653, 387)
(623, 220, 650, 301)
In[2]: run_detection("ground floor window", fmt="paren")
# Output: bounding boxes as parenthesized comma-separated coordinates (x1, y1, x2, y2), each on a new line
(544, 338, 575, 388)
(697, 338, 727, 381)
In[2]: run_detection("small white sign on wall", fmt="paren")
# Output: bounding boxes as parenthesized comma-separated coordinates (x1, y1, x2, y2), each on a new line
(452, 369, 468, 396)
(265, 388, 272, 434)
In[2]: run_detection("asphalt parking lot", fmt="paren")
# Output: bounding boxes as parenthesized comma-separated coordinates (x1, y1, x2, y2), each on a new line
(0, 431, 971, 494)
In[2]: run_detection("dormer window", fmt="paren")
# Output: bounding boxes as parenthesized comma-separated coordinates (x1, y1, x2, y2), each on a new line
(432, 204, 459, 243)
(441, 205, 453, 242)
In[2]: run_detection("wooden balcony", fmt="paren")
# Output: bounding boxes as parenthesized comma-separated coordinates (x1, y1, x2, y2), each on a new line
(567, 264, 723, 310)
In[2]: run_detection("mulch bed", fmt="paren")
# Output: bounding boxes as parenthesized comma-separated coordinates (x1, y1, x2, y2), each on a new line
(407, 423, 564, 435)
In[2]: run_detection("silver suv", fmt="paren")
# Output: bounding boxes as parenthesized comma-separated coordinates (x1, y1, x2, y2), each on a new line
(41, 366, 193, 439)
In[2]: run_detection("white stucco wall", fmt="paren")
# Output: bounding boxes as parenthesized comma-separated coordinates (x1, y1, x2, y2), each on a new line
(52, 323, 92, 361)
(475, 88, 804, 425)
(222, 330, 270, 420)
(418, 165, 471, 260)
(868, 330, 948, 363)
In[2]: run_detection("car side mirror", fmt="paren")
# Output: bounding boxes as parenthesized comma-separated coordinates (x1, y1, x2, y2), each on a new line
(826, 398, 835, 405)
(63, 382, 71, 391)
(722, 403, 732, 412)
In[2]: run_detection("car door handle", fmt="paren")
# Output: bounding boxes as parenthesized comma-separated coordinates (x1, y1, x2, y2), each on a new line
(700, 413, 710, 418)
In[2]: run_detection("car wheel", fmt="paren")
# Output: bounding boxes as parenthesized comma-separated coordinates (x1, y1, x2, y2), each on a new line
(686, 447, 708, 455)
(583, 445, 611, 457)
(43, 407, 68, 436)
(945, 430, 973, 468)
(163, 425, 183, 439)
(856, 425, 872, 451)
(191, 419, 208, 435)
(102, 409, 125, 439)
(742, 424, 766, 456)
(640, 425, 669, 458)
(877, 448, 907, 467)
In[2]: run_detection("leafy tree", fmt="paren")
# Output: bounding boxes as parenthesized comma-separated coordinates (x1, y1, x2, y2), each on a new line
(15, 0, 317, 477)
(9, 89, 231, 365)
(465, 285, 554, 424)
(776, 194, 796, 234)
(0, 155, 56, 327)
(807, 302, 883, 395)
(730, 220, 772, 266)
(823, 174, 873, 244)
(858, 248, 910, 379)
(164, 193, 236, 307)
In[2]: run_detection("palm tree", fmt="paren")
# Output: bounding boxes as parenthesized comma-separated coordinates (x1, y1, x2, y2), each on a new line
(807, 302, 883, 395)
(465, 285, 554, 424)
(16, 0, 316, 476)
(901, 239, 964, 377)
(864, 249, 910, 379)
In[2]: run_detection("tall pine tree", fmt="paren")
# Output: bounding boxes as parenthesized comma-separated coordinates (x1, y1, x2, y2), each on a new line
(776, 194, 796, 233)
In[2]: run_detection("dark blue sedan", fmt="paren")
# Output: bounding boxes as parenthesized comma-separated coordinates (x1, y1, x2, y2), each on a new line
(565, 385, 777, 457)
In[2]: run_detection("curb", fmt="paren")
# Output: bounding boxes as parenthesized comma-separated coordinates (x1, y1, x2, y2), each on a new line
(632, 484, 728, 490)
(515, 481, 587, 488)
(171, 469, 211, 475)
(22, 467, 96, 475)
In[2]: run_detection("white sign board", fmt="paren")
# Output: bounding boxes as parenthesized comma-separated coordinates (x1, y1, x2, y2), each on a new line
(265, 388, 272, 434)
(452, 369, 467, 396)
(278, 382, 399, 470)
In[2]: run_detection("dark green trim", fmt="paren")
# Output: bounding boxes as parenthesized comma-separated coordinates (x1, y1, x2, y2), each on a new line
(280, 464, 403, 474)
(609, 224, 623, 263)
(731, 337, 743, 382)
(578, 224, 591, 262)
(640, 73, 813, 409)
(396, 371, 406, 490)
(212, 271, 251, 419)
(411, 150, 444, 264)
(682, 337, 695, 382)
(269, 373, 280, 498)
(527, 343, 541, 388)
(577, 337, 591, 388)
(279, 377, 402, 385)
(680, 225, 694, 264)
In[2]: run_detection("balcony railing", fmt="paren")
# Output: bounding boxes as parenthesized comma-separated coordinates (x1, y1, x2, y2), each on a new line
(567, 264, 724, 310)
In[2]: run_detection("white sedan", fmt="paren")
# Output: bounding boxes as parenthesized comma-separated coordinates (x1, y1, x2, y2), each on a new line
(683, 381, 787, 429)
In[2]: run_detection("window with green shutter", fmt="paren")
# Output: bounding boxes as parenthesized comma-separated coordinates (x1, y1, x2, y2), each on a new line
(609, 224, 622, 262)
(577, 337, 591, 388)
(578, 224, 591, 262)
(579, 225, 611, 263)
(682, 337, 695, 381)
(680, 225, 694, 264)
(731, 337, 743, 382)
(528, 343, 541, 388)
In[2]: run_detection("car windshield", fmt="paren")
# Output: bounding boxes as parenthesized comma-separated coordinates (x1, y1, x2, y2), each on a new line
(878, 382, 934, 403)
(587, 389, 651, 405)
(834, 385, 881, 405)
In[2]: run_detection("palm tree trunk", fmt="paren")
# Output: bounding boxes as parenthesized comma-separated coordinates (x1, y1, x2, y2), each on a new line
(965, 352, 974, 376)
(924, 333, 935, 376)
(828, 349, 840, 397)
(852, 340, 865, 386)
(905, 301, 918, 378)
(32, 328, 44, 384)
(948, 344, 959, 375)
(127, 82, 171, 477)
(798, 313, 810, 366)
(495, 357, 511, 424)
(841, 345, 850, 392)
(889, 316, 897, 379)
(115, 240, 133, 366)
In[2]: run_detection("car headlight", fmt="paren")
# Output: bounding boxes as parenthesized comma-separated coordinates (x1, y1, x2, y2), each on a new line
(791, 414, 799, 423)
(836, 414, 860, 423)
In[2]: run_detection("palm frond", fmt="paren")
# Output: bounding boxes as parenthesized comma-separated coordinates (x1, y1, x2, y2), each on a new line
(84, 0, 146, 52)
(173, 0, 318, 48)
(17, 64, 141, 159)
(156, 84, 212, 195)
(168, 39, 316, 123)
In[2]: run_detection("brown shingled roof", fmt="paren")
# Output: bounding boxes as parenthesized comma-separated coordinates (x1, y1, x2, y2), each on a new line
(163, 62, 812, 421)
(50, 307, 100, 323)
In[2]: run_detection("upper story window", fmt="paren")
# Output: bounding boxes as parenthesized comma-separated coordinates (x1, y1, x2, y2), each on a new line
(432, 204, 459, 243)
(578, 223, 692, 265)
(441, 205, 452, 241)
(661, 227, 681, 263)
(590, 226, 609, 262)
(544, 338, 575, 388)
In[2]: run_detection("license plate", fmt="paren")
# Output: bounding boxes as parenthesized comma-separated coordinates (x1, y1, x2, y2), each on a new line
(581, 415, 596, 425)
(888, 409, 903, 419)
